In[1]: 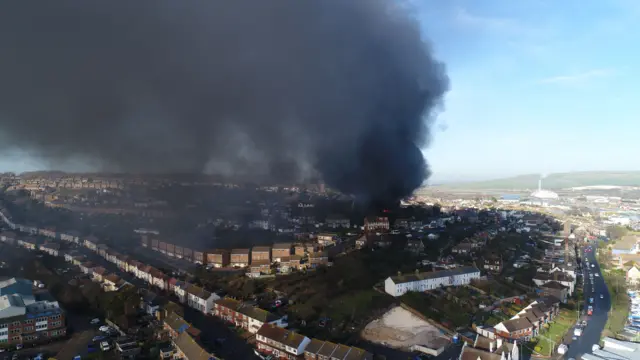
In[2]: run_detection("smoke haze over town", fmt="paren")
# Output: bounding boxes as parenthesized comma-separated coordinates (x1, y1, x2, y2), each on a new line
(0, 0, 448, 204)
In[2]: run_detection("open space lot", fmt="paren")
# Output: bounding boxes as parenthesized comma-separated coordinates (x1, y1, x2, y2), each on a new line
(362, 306, 448, 350)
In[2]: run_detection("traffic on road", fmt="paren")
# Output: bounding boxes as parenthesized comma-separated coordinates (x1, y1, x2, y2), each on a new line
(563, 245, 611, 359)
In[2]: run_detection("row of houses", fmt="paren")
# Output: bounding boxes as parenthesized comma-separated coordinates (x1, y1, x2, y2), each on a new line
(142, 236, 330, 274)
(492, 299, 560, 341)
(0, 208, 372, 359)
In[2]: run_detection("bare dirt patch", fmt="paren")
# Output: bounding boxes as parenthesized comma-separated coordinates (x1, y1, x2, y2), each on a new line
(362, 306, 447, 350)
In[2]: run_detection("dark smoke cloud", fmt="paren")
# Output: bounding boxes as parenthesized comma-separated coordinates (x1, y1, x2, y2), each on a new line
(0, 0, 449, 204)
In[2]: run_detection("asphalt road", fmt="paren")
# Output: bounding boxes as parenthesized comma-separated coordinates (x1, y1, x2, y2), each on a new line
(563, 247, 611, 359)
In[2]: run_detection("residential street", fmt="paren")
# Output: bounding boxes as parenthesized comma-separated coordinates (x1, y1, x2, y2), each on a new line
(72, 245, 260, 359)
(563, 247, 611, 359)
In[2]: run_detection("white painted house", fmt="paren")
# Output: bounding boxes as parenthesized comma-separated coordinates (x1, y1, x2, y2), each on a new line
(384, 266, 481, 297)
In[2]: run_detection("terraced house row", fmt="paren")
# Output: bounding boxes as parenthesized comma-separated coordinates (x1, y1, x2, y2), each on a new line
(0, 207, 373, 359)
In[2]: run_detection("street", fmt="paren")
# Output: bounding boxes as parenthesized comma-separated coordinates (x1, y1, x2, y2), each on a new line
(563, 246, 611, 359)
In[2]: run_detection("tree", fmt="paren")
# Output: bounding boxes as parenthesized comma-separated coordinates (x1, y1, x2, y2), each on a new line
(606, 225, 628, 240)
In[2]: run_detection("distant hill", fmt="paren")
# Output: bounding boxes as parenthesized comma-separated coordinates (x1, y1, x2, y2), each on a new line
(434, 171, 640, 190)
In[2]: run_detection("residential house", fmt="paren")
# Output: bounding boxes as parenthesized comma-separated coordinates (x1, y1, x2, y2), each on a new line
(278, 255, 305, 273)
(164, 311, 192, 339)
(250, 260, 272, 275)
(452, 243, 473, 255)
(92, 266, 108, 282)
(256, 324, 311, 360)
(84, 236, 99, 251)
(115, 254, 129, 270)
(612, 235, 639, 255)
(140, 289, 168, 317)
(539, 281, 569, 303)
(125, 259, 140, 274)
(103, 273, 122, 292)
(627, 265, 640, 285)
(364, 217, 390, 232)
(272, 243, 293, 262)
(394, 218, 411, 229)
(483, 256, 503, 272)
(150, 268, 168, 290)
(308, 252, 329, 269)
(39, 227, 57, 239)
(494, 300, 558, 341)
(213, 297, 287, 334)
(316, 233, 338, 247)
(186, 284, 219, 313)
(384, 266, 481, 297)
(252, 246, 272, 262)
(71, 255, 85, 266)
(205, 249, 230, 268)
(405, 239, 425, 254)
(174, 281, 189, 303)
(532, 272, 575, 295)
(303, 339, 373, 360)
(458, 336, 519, 360)
(115, 337, 141, 358)
(173, 332, 212, 360)
(355, 235, 368, 249)
(64, 251, 81, 263)
(79, 261, 95, 274)
(494, 318, 534, 341)
(105, 250, 118, 264)
(325, 215, 350, 229)
(18, 236, 38, 250)
(40, 242, 61, 257)
(96, 244, 109, 258)
(230, 248, 251, 267)
(60, 231, 80, 244)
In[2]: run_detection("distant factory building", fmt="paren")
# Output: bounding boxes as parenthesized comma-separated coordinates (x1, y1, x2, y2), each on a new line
(499, 194, 521, 203)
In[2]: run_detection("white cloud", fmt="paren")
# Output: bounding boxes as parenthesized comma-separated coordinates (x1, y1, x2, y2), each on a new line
(538, 68, 615, 85)
(453, 7, 517, 32)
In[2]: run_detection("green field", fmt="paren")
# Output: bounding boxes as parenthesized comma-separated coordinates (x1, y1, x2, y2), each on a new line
(429, 171, 640, 190)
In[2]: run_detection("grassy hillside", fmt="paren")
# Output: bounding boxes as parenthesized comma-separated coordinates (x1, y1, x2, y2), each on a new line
(434, 171, 640, 190)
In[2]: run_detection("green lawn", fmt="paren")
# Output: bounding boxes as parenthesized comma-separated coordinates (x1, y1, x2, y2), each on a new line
(530, 309, 577, 356)
(602, 273, 629, 338)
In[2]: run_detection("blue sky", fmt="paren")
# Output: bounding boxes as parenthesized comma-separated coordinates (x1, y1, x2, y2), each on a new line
(416, 0, 640, 183)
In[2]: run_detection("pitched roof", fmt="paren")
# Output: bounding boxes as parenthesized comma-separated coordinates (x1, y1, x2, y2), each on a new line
(460, 346, 502, 360)
(231, 248, 250, 255)
(174, 332, 210, 360)
(541, 280, 569, 290)
(500, 317, 533, 332)
(164, 312, 190, 334)
(390, 266, 481, 284)
(252, 246, 271, 252)
(257, 324, 307, 349)
(272, 243, 292, 249)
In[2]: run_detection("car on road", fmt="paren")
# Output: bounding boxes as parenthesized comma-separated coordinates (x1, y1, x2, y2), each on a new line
(589, 297, 594, 304)
(100, 341, 110, 352)
(595, 273, 599, 277)
(99, 325, 111, 332)
(92, 335, 107, 342)
(592, 264, 595, 268)
(600, 294, 604, 299)
(90, 318, 100, 325)
(588, 306, 594, 315)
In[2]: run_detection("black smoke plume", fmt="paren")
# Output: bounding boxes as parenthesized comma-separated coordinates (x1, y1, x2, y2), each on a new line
(0, 0, 449, 205)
